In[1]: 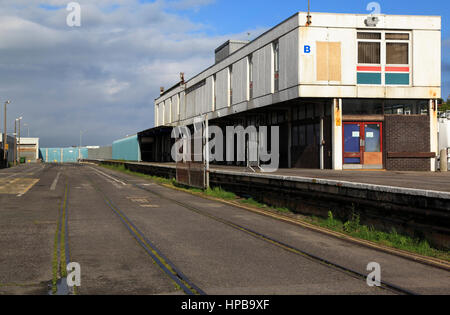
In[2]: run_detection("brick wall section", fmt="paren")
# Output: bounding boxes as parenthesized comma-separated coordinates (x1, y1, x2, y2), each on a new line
(385, 115, 430, 171)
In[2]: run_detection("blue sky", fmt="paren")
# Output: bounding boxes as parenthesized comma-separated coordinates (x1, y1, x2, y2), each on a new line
(176, 0, 450, 99)
(0, 0, 448, 147)
(187, 0, 449, 98)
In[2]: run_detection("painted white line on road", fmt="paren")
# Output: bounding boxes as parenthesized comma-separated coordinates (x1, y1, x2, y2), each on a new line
(89, 166, 127, 186)
(50, 172, 61, 191)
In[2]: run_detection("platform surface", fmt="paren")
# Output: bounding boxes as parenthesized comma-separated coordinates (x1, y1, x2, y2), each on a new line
(114, 161, 450, 193)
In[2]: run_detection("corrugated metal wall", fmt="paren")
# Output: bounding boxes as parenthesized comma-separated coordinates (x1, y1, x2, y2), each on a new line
(40, 147, 88, 163)
(231, 57, 248, 105)
(112, 135, 141, 161)
(159, 102, 164, 126)
(171, 94, 179, 123)
(253, 44, 273, 99)
(179, 91, 186, 121)
(164, 98, 171, 125)
(215, 68, 229, 110)
(88, 146, 112, 160)
(279, 30, 299, 90)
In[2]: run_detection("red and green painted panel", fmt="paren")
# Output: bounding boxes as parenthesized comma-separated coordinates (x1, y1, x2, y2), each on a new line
(357, 66, 381, 85)
(357, 66, 410, 85)
(385, 67, 410, 85)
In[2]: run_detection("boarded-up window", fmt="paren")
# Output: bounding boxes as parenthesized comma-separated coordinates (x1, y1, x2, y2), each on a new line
(358, 42, 380, 64)
(316, 42, 342, 82)
(386, 43, 409, 64)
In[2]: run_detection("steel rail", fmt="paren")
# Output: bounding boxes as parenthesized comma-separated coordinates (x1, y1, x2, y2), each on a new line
(85, 172, 205, 296)
(90, 165, 420, 296)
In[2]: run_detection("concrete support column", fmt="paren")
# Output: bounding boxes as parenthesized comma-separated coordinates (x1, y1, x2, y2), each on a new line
(287, 108, 292, 168)
(430, 99, 438, 172)
(319, 102, 325, 170)
(332, 98, 343, 170)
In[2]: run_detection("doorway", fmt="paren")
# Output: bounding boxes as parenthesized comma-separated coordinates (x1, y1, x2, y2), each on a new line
(343, 122, 383, 169)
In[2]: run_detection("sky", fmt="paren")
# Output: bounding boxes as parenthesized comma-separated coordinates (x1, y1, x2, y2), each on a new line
(0, 0, 448, 147)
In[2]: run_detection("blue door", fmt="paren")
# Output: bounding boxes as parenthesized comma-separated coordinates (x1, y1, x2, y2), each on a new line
(343, 123, 362, 164)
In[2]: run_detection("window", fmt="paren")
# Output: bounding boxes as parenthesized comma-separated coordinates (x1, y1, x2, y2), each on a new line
(386, 33, 409, 40)
(386, 43, 408, 64)
(385, 33, 410, 85)
(273, 41, 279, 92)
(343, 99, 383, 115)
(357, 31, 411, 85)
(229, 65, 232, 106)
(358, 42, 381, 64)
(248, 55, 253, 99)
(384, 100, 429, 115)
(357, 32, 382, 40)
(212, 74, 216, 111)
(177, 94, 180, 119)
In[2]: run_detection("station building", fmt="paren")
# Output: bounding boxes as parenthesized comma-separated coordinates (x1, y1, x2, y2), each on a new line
(145, 12, 441, 171)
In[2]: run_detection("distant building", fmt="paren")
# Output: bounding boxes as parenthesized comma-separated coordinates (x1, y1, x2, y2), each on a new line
(39, 147, 88, 163)
(147, 12, 441, 171)
(18, 137, 40, 163)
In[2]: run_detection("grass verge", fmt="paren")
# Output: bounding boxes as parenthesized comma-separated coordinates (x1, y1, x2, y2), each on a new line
(310, 211, 449, 261)
(99, 163, 450, 262)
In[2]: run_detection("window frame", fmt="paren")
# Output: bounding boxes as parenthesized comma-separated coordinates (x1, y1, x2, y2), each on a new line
(228, 65, 233, 107)
(356, 30, 411, 87)
(384, 32, 411, 86)
(248, 54, 253, 100)
(273, 40, 280, 93)
(212, 74, 216, 111)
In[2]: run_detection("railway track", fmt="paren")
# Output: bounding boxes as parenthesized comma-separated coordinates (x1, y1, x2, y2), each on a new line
(50, 174, 73, 295)
(88, 164, 420, 296)
(85, 171, 205, 296)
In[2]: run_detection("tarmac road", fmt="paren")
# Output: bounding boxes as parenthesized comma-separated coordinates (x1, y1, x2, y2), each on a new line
(0, 163, 449, 295)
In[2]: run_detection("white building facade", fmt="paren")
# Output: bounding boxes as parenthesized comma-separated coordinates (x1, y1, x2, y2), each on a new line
(152, 12, 441, 171)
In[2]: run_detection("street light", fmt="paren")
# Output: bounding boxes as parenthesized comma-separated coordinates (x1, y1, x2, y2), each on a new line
(3, 100, 11, 161)
(79, 130, 87, 161)
(14, 119, 17, 165)
(17, 116, 22, 164)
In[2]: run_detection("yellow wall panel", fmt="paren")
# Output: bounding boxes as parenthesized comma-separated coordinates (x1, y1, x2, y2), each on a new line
(316, 41, 342, 82)
(328, 42, 342, 82)
(316, 42, 329, 81)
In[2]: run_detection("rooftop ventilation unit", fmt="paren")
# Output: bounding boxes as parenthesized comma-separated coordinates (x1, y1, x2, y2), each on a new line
(215, 40, 249, 64)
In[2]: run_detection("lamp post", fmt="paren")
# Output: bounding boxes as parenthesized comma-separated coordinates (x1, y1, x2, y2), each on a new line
(17, 116, 22, 164)
(3, 100, 11, 161)
(14, 119, 17, 165)
(79, 130, 86, 161)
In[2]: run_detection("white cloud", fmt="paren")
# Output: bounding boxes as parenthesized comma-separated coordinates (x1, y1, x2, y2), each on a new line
(0, 1, 266, 147)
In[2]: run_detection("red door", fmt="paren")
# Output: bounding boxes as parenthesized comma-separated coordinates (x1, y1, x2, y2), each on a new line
(343, 122, 383, 168)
